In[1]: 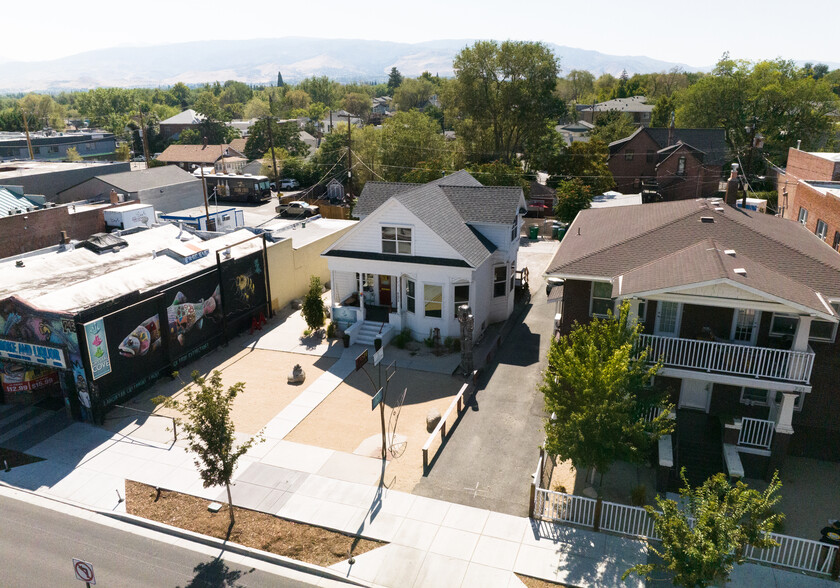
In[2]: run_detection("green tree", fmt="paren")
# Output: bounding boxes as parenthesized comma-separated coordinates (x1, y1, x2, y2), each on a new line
(302, 276, 326, 331)
(169, 82, 192, 108)
(676, 55, 838, 166)
(565, 70, 596, 102)
(379, 110, 450, 182)
(277, 72, 285, 87)
(244, 118, 307, 160)
(284, 89, 312, 111)
(387, 67, 404, 94)
(176, 128, 202, 145)
(650, 95, 677, 127)
(589, 111, 636, 144)
(153, 370, 262, 526)
(467, 160, 529, 197)
(541, 301, 672, 483)
(65, 147, 82, 161)
(554, 178, 592, 223)
(243, 97, 271, 119)
(298, 76, 339, 107)
(534, 137, 615, 195)
(115, 143, 131, 161)
(342, 92, 372, 119)
(19, 94, 65, 130)
(446, 40, 563, 164)
(624, 472, 783, 587)
(393, 78, 436, 111)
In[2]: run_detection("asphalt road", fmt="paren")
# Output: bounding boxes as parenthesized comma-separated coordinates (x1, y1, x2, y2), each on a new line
(0, 493, 319, 588)
(412, 273, 554, 516)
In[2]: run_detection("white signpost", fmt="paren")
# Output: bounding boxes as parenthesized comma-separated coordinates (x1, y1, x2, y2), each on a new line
(73, 558, 96, 586)
(373, 347, 384, 366)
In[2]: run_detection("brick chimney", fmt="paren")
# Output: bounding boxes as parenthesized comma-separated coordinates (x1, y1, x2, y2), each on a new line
(109, 189, 120, 204)
(724, 164, 740, 207)
(667, 112, 675, 146)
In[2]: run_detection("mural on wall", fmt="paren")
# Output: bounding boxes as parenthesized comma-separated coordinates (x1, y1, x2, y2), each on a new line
(222, 252, 267, 320)
(0, 297, 89, 414)
(118, 314, 162, 358)
(163, 271, 223, 362)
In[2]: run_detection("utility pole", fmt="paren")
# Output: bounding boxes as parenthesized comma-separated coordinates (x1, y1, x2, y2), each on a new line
(343, 113, 352, 195)
(266, 94, 279, 182)
(20, 109, 34, 160)
(138, 107, 151, 167)
(199, 141, 211, 227)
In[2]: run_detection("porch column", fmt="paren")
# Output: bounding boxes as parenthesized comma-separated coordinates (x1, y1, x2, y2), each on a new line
(330, 270, 337, 306)
(767, 392, 797, 479)
(792, 316, 812, 351)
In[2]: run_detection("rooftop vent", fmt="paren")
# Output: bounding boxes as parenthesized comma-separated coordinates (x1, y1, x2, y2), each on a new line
(734, 268, 747, 276)
(700, 216, 715, 223)
(724, 249, 736, 256)
(714, 207, 725, 212)
(81, 232, 128, 254)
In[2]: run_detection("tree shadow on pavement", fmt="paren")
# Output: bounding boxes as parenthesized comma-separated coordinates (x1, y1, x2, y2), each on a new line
(179, 556, 253, 588)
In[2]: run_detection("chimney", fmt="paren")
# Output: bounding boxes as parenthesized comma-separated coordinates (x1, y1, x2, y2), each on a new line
(667, 112, 676, 146)
(109, 189, 120, 204)
(60, 230, 68, 244)
(202, 136, 208, 149)
(725, 164, 740, 207)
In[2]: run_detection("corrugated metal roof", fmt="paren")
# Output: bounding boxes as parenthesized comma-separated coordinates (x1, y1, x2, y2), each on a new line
(0, 187, 37, 216)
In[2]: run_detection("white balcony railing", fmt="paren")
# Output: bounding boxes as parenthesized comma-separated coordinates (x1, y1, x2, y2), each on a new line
(638, 334, 814, 384)
(738, 417, 775, 450)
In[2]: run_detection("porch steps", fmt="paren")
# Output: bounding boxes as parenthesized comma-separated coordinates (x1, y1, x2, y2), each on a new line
(356, 321, 390, 346)
(0, 403, 73, 453)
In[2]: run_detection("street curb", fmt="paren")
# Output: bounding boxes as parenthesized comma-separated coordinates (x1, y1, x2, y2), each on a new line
(100, 510, 372, 587)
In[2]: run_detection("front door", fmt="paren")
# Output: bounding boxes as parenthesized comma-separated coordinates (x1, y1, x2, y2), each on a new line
(679, 379, 711, 412)
(654, 301, 682, 337)
(379, 275, 391, 308)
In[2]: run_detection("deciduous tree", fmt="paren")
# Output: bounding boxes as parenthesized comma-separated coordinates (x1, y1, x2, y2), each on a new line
(244, 118, 307, 160)
(624, 472, 783, 587)
(153, 371, 262, 526)
(541, 302, 672, 484)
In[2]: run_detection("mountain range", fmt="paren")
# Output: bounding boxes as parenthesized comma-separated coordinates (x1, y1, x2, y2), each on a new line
(0, 37, 707, 93)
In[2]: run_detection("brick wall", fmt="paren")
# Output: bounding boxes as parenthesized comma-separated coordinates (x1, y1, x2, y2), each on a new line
(608, 132, 661, 193)
(656, 146, 722, 201)
(785, 148, 840, 182)
(785, 181, 840, 250)
(0, 205, 107, 258)
(557, 279, 593, 335)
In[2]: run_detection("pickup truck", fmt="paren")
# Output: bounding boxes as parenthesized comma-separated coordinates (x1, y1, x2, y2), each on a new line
(275, 200, 319, 217)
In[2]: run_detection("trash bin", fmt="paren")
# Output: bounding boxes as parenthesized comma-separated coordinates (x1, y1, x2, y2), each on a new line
(528, 225, 539, 240)
(557, 227, 566, 241)
(551, 227, 559, 240)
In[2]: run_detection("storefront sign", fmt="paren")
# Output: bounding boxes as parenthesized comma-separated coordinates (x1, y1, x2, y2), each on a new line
(1, 370, 59, 393)
(83, 319, 112, 379)
(0, 338, 67, 369)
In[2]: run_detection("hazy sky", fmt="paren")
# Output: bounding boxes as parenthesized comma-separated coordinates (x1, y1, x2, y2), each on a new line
(2, 0, 837, 67)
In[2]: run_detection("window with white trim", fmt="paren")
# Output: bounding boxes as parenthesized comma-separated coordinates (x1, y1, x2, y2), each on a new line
(511, 219, 518, 242)
(624, 149, 634, 161)
(816, 219, 828, 240)
(510, 262, 515, 292)
(453, 284, 469, 318)
(381, 226, 412, 255)
(732, 308, 760, 344)
(677, 156, 686, 175)
(493, 266, 507, 298)
(424, 284, 442, 318)
(406, 279, 416, 313)
(769, 313, 798, 337)
(809, 302, 840, 342)
(740, 387, 769, 406)
(798, 207, 809, 224)
(590, 282, 613, 317)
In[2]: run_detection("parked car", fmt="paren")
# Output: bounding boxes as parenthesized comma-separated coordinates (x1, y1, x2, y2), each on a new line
(275, 200, 319, 217)
(279, 178, 300, 189)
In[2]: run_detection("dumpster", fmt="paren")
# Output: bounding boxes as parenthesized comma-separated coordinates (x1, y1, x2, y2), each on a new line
(528, 225, 539, 240)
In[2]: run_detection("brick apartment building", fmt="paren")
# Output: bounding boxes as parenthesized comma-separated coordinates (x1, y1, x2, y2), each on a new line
(608, 127, 728, 201)
(777, 148, 840, 250)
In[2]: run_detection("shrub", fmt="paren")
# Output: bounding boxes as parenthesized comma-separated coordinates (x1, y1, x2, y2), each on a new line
(326, 322, 336, 338)
(393, 328, 412, 349)
(630, 484, 647, 506)
(302, 276, 325, 330)
(303, 328, 311, 336)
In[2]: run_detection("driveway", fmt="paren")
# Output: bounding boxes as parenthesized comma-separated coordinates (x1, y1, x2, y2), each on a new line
(412, 240, 558, 516)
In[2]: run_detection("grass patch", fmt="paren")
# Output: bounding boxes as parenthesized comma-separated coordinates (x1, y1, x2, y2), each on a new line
(0, 447, 44, 469)
(125, 480, 384, 567)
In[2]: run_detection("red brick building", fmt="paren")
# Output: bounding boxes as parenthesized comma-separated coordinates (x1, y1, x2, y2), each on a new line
(608, 127, 728, 201)
(778, 149, 840, 250)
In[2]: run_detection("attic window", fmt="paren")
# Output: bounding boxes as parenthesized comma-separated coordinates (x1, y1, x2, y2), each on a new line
(733, 268, 747, 276)
(700, 216, 715, 223)
(724, 249, 736, 256)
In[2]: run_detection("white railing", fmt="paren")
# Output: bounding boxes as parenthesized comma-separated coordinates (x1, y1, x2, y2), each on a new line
(532, 487, 838, 577)
(643, 406, 663, 423)
(738, 417, 775, 450)
(533, 488, 596, 527)
(599, 501, 658, 539)
(745, 533, 838, 575)
(638, 334, 815, 384)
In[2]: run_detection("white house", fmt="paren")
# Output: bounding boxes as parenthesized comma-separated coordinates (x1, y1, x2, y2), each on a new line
(322, 171, 527, 345)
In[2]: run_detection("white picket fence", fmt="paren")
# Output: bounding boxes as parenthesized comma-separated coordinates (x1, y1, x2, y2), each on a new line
(738, 417, 775, 450)
(532, 487, 838, 578)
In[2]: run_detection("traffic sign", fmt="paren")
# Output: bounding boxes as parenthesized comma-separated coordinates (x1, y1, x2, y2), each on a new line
(73, 558, 96, 585)
(373, 347, 384, 366)
(371, 387, 383, 410)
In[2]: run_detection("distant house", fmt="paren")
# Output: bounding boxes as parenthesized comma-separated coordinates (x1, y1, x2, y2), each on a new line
(608, 126, 728, 201)
(322, 171, 526, 346)
(528, 181, 556, 216)
(56, 166, 205, 213)
(0, 130, 117, 161)
(371, 96, 393, 116)
(159, 109, 205, 141)
(777, 148, 840, 251)
(155, 144, 247, 172)
(578, 96, 654, 126)
(555, 120, 593, 145)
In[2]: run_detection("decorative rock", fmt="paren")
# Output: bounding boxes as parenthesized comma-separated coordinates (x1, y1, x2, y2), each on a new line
(582, 486, 598, 499)
(426, 408, 442, 433)
(287, 364, 306, 384)
(291, 299, 302, 310)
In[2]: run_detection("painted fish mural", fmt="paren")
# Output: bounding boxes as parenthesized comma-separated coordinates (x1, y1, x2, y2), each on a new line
(118, 315, 162, 358)
(167, 286, 222, 345)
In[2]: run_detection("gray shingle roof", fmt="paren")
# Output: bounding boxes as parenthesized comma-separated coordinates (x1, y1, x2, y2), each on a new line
(610, 128, 729, 166)
(546, 198, 840, 304)
(352, 171, 525, 267)
(95, 166, 199, 193)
